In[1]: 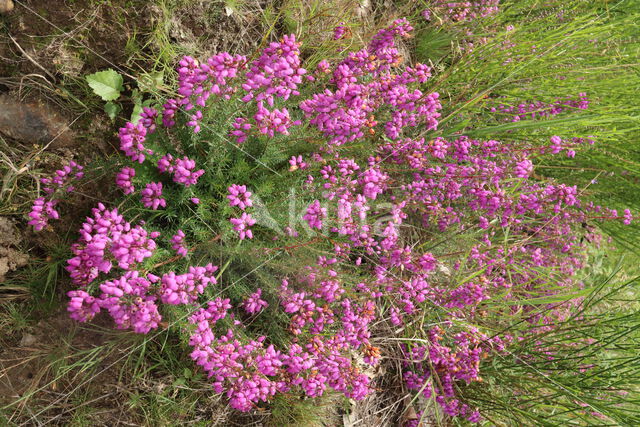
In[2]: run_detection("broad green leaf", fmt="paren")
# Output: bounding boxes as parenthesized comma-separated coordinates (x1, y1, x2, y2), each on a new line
(86, 69, 124, 101)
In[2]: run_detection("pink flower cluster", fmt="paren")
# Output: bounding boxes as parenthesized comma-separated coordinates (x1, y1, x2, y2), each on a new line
(243, 288, 268, 314)
(29, 161, 84, 231)
(401, 325, 510, 423)
(157, 154, 205, 187)
(253, 101, 301, 137)
(228, 184, 256, 240)
(28, 197, 60, 232)
(290, 52, 631, 418)
(65, 205, 220, 334)
(67, 290, 101, 322)
(228, 36, 307, 144)
(289, 155, 307, 171)
(160, 264, 218, 305)
(170, 229, 188, 257)
(428, 0, 500, 22)
(66, 203, 159, 286)
(67, 263, 219, 334)
(141, 182, 166, 210)
(544, 135, 595, 158)
(115, 167, 136, 194)
(186, 258, 377, 412)
(300, 19, 441, 146)
(40, 161, 84, 194)
(98, 270, 161, 333)
(227, 184, 253, 210)
(230, 117, 252, 143)
(241, 34, 306, 106)
(490, 93, 590, 122)
(162, 53, 247, 132)
(119, 122, 153, 163)
(333, 23, 348, 40)
(303, 200, 327, 230)
(140, 107, 159, 133)
(230, 212, 256, 240)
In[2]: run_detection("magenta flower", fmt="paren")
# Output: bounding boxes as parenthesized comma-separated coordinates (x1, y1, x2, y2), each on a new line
(333, 23, 347, 40)
(65, 203, 158, 286)
(187, 110, 203, 133)
(303, 200, 326, 230)
(162, 99, 178, 128)
(30, 161, 85, 231)
(549, 135, 563, 154)
(28, 197, 59, 231)
(241, 34, 306, 106)
(171, 229, 188, 257)
(115, 167, 136, 194)
(67, 290, 101, 322)
(230, 117, 252, 143)
(158, 154, 204, 187)
(514, 158, 533, 178)
(140, 107, 158, 133)
(230, 212, 256, 240)
(492, 93, 589, 123)
(40, 161, 84, 194)
(173, 157, 205, 186)
(316, 60, 331, 74)
(253, 101, 301, 137)
(51, 19, 637, 423)
(98, 270, 161, 334)
(141, 182, 166, 210)
(289, 155, 307, 171)
(157, 153, 175, 173)
(243, 288, 268, 314)
(227, 184, 253, 210)
(160, 263, 218, 305)
(119, 122, 153, 163)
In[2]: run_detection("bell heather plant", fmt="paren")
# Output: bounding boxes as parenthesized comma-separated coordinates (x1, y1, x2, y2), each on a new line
(26, 9, 639, 425)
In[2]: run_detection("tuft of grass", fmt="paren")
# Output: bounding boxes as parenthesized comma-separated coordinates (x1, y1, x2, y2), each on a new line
(268, 392, 342, 427)
(426, 0, 640, 254)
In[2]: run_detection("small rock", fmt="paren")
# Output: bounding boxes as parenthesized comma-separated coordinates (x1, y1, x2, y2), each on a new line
(0, 94, 75, 148)
(0, 247, 29, 282)
(0, 0, 14, 14)
(19, 333, 38, 347)
(0, 217, 28, 283)
(0, 217, 20, 247)
(438, 263, 451, 276)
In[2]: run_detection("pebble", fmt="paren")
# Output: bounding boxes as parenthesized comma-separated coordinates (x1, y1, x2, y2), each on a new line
(0, 0, 14, 14)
